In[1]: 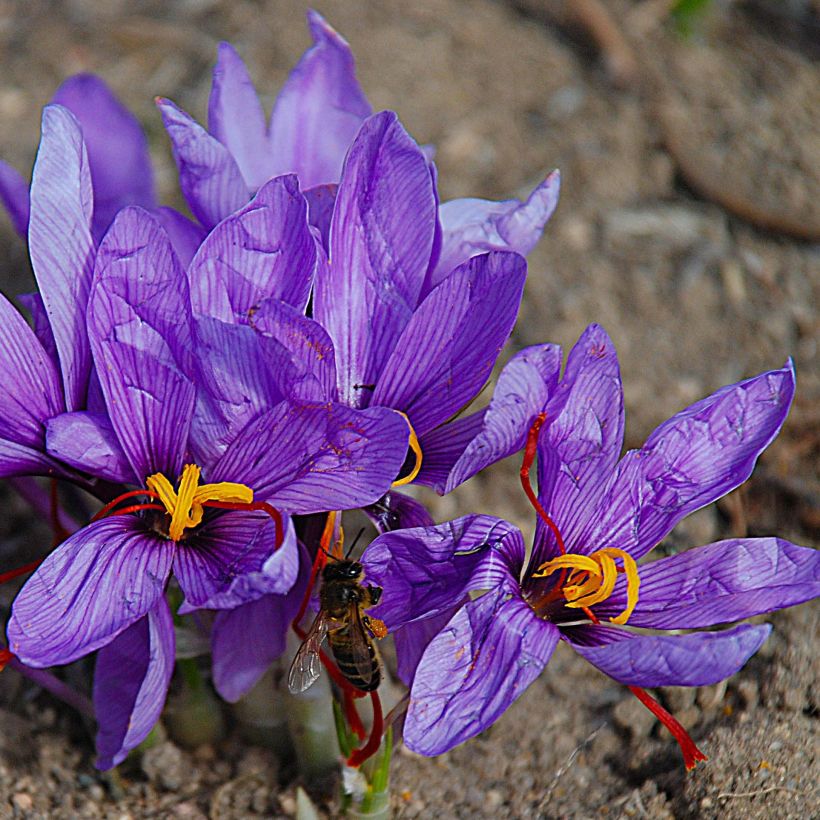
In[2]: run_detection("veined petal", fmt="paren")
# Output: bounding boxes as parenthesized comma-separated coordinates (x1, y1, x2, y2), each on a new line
(425, 343, 563, 494)
(363, 490, 435, 535)
(28, 105, 95, 411)
(304, 183, 337, 250)
(361, 515, 524, 631)
(93, 598, 174, 770)
(157, 97, 249, 230)
(210, 402, 408, 514)
(429, 170, 560, 291)
(414, 410, 487, 491)
(52, 74, 156, 238)
(536, 325, 624, 557)
(17, 292, 57, 364)
(394, 607, 457, 687)
(208, 42, 271, 191)
(175, 511, 298, 612)
(567, 623, 771, 688)
(188, 174, 317, 319)
(314, 111, 436, 406)
(372, 251, 527, 436)
(7, 516, 174, 667)
(0, 437, 68, 479)
(596, 538, 820, 629)
(89, 207, 196, 480)
(0, 160, 29, 235)
(0, 293, 63, 448)
(212, 544, 308, 702)
(152, 206, 206, 270)
(268, 10, 372, 189)
(405, 591, 559, 756)
(45, 411, 133, 483)
(578, 362, 796, 560)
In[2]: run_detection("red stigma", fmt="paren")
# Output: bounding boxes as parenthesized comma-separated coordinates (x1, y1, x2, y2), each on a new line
(0, 647, 13, 671)
(347, 691, 384, 767)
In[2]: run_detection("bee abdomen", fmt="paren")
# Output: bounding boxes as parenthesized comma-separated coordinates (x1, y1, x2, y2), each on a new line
(330, 631, 381, 692)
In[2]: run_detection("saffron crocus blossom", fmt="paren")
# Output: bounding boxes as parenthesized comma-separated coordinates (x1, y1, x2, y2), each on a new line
(156, 9, 559, 266)
(362, 324, 820, 766)
(7, 206, 409, 768)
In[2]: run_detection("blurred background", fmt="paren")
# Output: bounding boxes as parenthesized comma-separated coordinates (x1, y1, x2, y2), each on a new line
(0, 1, 817, 817)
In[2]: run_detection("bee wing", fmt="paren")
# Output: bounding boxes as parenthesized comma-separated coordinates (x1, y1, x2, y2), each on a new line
(347, 605, 379, 690)
(288, 613, 330, 694)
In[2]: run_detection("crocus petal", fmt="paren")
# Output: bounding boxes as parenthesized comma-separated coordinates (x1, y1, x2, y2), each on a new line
(304, 183, 337, 250)
(157, 97, 249, 230)
(371, 251, 527, 436)
(152, 206, 206, 270)
(567, 623, 771, 688)
(0, 160, 29, 235)
(314, 111, 436, 406)
(394, 607, 457, 687)
(0, 438, 67, 479)
(596, 537, 820, 629)
(188, 174, 317, 319)
(93, 598, 174, 770)
(45, 411, 133, 483)
(7, 516, 174, 667)
(52, 74, 156, 237)
(17, 292, 57, 363)
(268, 10, 372, 189)
(363, 490, 435, 535)
(249, 298, 338, 403)
(579, 362, 796, 560)
(420, 343, 563, 493)
(0, 293, 63, 448)
(89, 207, 195, 481)
(208, 42, 271, 191)
(362, 515, 524, 631)
(210, 402, 408, 514)
(175, 511, 298, 611)
(535, 324, 624, 556)
(405, 590, 559, 756)
(414, 410, 488, 491)
(212, 545, 308, 702)
(28, 105, 95, 412)
(428, 170, 560, 291)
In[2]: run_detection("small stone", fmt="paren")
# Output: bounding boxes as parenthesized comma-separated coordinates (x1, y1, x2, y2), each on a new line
(486, 789, 503, 808)
(664, 687, 696, 713)
(141, 741, 186, 791)
(701, 797, 713, 809)
(279, 794, 296, 816)
(613, 696, 656, 738)
(736, 679, 759, 710)
(697, 680, 728, 712)
(12, 793, 33, 811)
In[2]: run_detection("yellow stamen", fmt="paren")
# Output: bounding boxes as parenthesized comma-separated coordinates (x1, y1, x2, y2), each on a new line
(146, 464, 254, 542)
(391, 412, 423, 487)
(533, 547, 640, 625)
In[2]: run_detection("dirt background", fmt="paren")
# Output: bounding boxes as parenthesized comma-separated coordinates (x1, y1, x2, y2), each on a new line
(0, 0, 818, 817)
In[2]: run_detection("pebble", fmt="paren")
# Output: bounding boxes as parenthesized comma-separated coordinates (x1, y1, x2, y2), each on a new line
(664, 687, 696, 713)
(697, 680, 728, 711)
(613, 697, 657, 738)
(12, 793, 33, 811)
(141, 741, 187, 791)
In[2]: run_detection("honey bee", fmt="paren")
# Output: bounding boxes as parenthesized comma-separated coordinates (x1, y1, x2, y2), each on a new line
(288, 559, 383, 693)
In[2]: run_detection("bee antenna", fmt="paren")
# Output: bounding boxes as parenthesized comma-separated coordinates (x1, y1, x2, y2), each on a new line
(344, 527, 367, 560)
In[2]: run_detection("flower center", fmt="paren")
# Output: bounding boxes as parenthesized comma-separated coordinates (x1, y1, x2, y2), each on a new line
(146, 464, 254, 542)
(532, 547, 640, 625)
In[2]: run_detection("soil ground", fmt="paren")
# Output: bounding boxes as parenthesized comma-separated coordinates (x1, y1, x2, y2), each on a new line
(0, 1, 817, 817)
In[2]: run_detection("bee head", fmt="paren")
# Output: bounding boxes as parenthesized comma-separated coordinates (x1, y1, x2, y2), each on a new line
(323, 559, 363, 582)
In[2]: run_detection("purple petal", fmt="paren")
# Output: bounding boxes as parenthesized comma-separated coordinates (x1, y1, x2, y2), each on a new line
(362, 515, 524, 631)
(212, 545, 308, 702)
(17, 292, 57, 363)
(394, 608, 456, 687)
(89, 207, 196, 480)
(0, 438, 67, 479)
(372, 251, 527, 436)
(414, 410, 488, 491)
(428, 171, 560, 291)
(424, 343, 563, 494)
(188, 174, 317, 318)
(175, 511, 298, 611)
(157, 97, 249, 229)
(268, 10, 372, 188)
(304, 183, 337, 250)
(596, 537, 820, 629)
(52, 74, 156, 238)
(363, 490, 435, 535)
(7, 516, 174, 667)
(208, 42, 271, 191)
(535, 325, 624, 557)
(93, 598, 174, 770)
(211, 402, 408, 514)
(0, 160, 29, 235)
(568, 623, 771, 687)
(578, 362, 796, 560)
(249, 298, 338, 403)
(152, 206, 206, 270)
(405, 590, 559, 756)
(28, 105, 95, 411)
(0, 292, 63, 449)
(45, 411, 133, 483)
(314, 111, 437, 406)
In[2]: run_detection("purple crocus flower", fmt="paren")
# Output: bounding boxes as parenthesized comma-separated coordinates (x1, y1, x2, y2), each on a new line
(362, 324, 820, 767)
(156, 10, 559, 266)
(6, 206, 409, 768)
